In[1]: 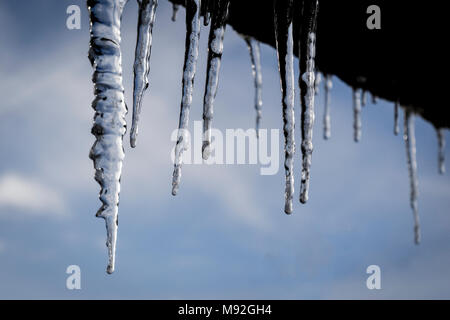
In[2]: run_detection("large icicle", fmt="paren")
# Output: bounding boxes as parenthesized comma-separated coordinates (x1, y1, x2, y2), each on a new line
(352, 88, 362, 142)
(172, 0, 201, 196)
(274, 0, 295, 214)
(244, 37, 263, 137)
(202, 0, 230, 160)
(394, 101, 400, 135)
(130, 0, 158, 148)
(404, 109, 421, 244)
(323, 75, 332, 140)
(437, 128, 446, 174)
(298, 0, 319, 204)
(87, 0, 128, 274)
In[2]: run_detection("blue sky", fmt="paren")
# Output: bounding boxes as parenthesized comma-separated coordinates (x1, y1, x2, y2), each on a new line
(0, 0, 449, 299)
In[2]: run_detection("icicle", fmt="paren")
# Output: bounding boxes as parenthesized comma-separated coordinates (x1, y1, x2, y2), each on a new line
(352, 88, 362, 142)
(394, 101, 400, 135)
(298, 0, 319, 204)
(202, 0, 230, 159)
(274, 0, 295, 214)
(404, 109, 421, 244)
(437, 128, 446, 174)
(87, 0, 128, 274)
(201, 0, 210, 26)
(172, 0, 201, 196)
(323, 75, 332, 140)
(362, 90, 367, 107)
(171, 3, 179, 22)
(244, 37, 263, 138)
(314, 72, 322, 96)
(130, 0, 158, 148)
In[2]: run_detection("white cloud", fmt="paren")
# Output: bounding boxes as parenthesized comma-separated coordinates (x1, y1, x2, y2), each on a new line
(0, 173, 66, 216)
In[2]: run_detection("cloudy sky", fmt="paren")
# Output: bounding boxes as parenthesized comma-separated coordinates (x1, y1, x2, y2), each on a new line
(0, 0, 449, 299)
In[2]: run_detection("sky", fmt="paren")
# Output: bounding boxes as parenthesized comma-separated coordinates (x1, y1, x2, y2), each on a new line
(0, 0, 449, 299)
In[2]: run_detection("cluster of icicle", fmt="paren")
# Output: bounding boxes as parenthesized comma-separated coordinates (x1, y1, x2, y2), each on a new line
(87, 0, 447, 273)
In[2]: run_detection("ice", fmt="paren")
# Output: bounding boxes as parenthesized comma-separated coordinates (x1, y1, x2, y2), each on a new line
(353, 88, 362, 142)
(274, 0, 295, 214)
(299, 0, 319, 204)
(172, 0, 201, 196)
(323, 75, 332, 140)
(202, 0, 230, 160)
(404, 109, 421, 244)
(130, 0, 158, 148)
(244, 37, 263, 137)
(87, 0, 129, 274)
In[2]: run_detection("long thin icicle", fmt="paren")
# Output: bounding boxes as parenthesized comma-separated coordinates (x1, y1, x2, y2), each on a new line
(323, 74, 332, 140)
(299, 0, 319, 204)
(172, 0, 201, 196)
(394, 101, 400, 135)
(404, 109, 420, 244)
(244, 37, 263, 138)
(87, 0, 128, 274)
(130, 0, 158, 148)
(353, 88, 362, 142)
(437, 128, 446, 174)
(274, 0, 295, 214)
(202, 0, 230, 160)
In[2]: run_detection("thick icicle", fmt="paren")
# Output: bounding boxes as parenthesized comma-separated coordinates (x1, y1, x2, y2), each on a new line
(437, 128, 446, 174)
(171, 3, 179, 21)
(352, 88, 362, 142)
(172, 0, 201, 196)
(314, 72, 322, 96)
(87, 0, 128, 274)
(274, 0, 295, 214)
(130, 0, 158, 148)
(244, 37, 263, 137)
(298, 0, 319, 204)
(202, 0, 230, 160)
(394, 101, 400, 135)
(323, 75, 332, 140)
(404, 109, 421, 244)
